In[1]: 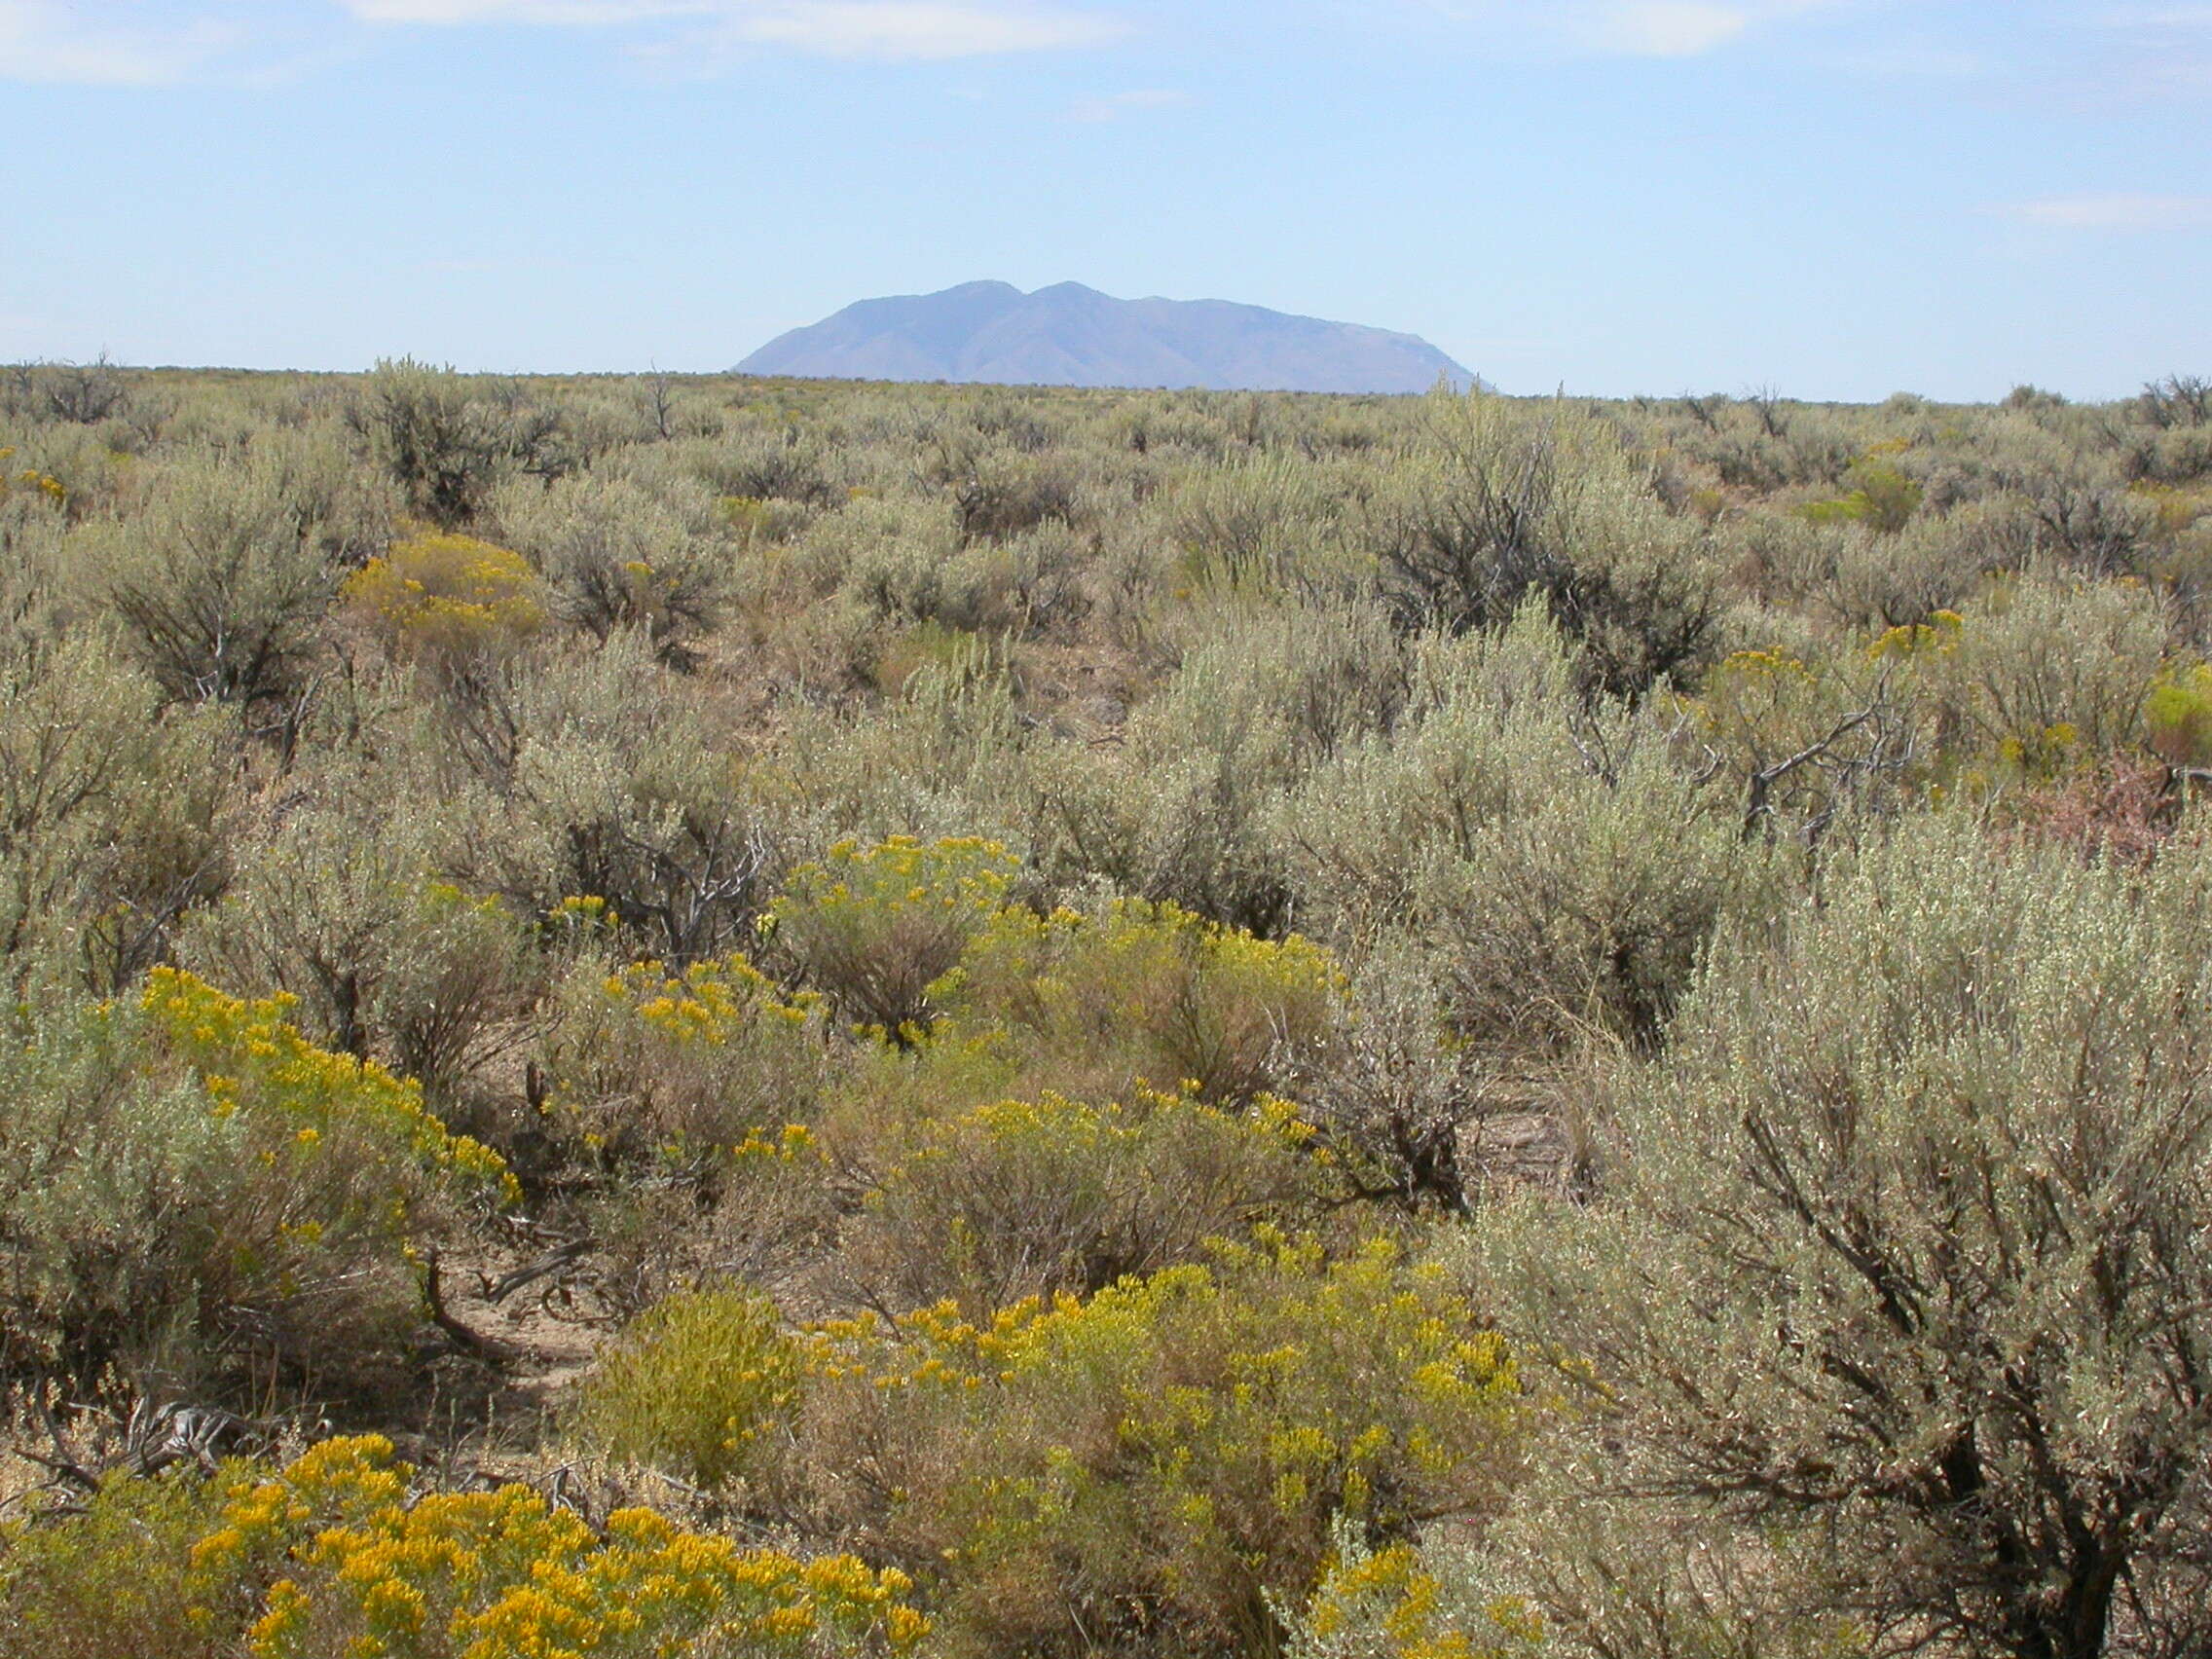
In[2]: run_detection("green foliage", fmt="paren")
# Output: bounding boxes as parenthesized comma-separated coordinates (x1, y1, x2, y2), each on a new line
(1275, 1511, 1541, 1659)
(573, 1282, 804, 1490)
(837, 1088, 1320, 1311)
(2142, 659, 2212, 766)
(1925, 574, 2169, 777)
(494, 470, 726, 662)
(18, 367, 2212, 1659)
(1480, 812, 2212, 1659)
(942, 895, 1343, 1104)
(799, 1233, 1528, 1659)
(1112, 599, 1405, 933)
(0, 1459, 237, 1659)
(767, 834, 1020, 1036)
(496, 629, 781, 963)
(1284, 608, 1742, 1055)
(0, 966, 507, 1393)
(1795, 450, 1924, 534)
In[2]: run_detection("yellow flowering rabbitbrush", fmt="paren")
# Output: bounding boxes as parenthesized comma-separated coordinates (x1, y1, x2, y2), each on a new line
(146, 966, 516, 1205)
(799, 1231, 1528, 1657)
(542, 951, 828, 1175)
(182, 1435, 931, 1659)
(343, 531, 546, 661)
(766, 835, 1021, 1037)
(572, 1284, 804, 1492)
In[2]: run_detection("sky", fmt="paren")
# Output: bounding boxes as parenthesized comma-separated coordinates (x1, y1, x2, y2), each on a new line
(0, 0, 2206, 399)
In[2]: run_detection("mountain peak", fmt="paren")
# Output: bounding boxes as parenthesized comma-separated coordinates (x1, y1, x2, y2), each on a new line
(737, 281, 1474, 394)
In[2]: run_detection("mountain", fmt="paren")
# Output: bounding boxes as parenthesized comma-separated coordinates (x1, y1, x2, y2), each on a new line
(735, 280, 1474, 394)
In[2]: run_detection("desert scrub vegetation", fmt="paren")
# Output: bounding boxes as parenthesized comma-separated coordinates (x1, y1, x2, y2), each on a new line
(0, 1432, 928, 1659)
(6, 361, 2212, 1659)
(0, 966, 509, 1397)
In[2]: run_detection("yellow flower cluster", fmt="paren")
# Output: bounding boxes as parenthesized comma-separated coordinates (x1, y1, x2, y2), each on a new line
(188, 1435, 927, 1659)
(1867, 608, 1964, 662)
(145, 967, 516, 1202)
(1303, 1531, 1541, 1659)
(771, 835, 1019, 945)
(818, 1230, 1520, 1534)
(807, 1295, 1049, 1393)
(604, 953, 823, 1049)
(344, 532, 546, 659)
(0, 449, 66, 506)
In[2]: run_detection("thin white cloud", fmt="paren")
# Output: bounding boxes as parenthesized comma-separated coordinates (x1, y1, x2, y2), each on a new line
(340, 0, 1123, 55)
(344, 1, 697, 20)
(725, 2, 1122, 56)
(1995, 193, 2212, 230)
(1066, 85, 1187, 120)
(1418, 0, 1851, 59)
(1587, 2, 1751, 56)
(0, 0, 239, 85)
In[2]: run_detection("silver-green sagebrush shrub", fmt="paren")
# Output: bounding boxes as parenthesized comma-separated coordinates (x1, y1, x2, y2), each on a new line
(492, 470, 728, 663)
(502, 631, 781, 963)
(1479, 811, 2212, 1659)
(1283, 608, 1742, 1056)
(1934, 572, 2169, 772)
(177, 805, 538, 1112)
(1114, 598, 1405, 934)
(0, 966, 509, 1396)
(94, 447, 336, 709)
(1373, 391, 1716, 695)
(350, 357, 537, 525)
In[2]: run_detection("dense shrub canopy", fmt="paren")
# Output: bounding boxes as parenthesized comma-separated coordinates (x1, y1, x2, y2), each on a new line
(4, 362, 2211, 1659)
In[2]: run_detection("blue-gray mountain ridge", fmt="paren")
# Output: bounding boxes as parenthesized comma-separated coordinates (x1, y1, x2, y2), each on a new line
(736, 280, 1474, 394)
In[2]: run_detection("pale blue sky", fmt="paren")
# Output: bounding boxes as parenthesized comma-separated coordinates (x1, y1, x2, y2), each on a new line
(2, 0, 2206, 397)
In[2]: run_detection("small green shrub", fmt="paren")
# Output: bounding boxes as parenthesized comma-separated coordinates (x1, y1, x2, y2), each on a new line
(799, 1233, 1529, 1659)
(573, 1282, 803, 1491)
(1794, 451, 1923, 534)
(943, 896, 1343, 1105)
(2143, 660, 2212, 766)
(0, 1460, 237, 1659)
(495, 471, 726, 663)
(836, 1088, 1320, 1311)
(1376, 392, 1716, 695)
(766, 834, 1020, 1037)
